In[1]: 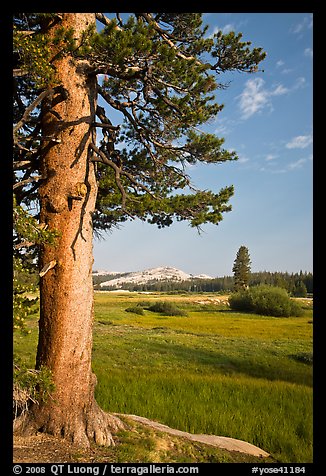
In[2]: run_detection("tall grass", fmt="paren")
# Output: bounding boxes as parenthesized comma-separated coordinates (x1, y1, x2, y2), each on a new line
(94, 368, 312, 462)
(91, 293, 313, 462)
(14, 292, 313, 462)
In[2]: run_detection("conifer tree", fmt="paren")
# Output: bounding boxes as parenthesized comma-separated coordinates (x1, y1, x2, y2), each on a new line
(13, 13, 265, 447)
(232, 245, 252, 291)
(293, 280, 307, 298)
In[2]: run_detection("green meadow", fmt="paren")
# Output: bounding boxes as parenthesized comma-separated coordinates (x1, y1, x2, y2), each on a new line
(14, 292, 313, 463)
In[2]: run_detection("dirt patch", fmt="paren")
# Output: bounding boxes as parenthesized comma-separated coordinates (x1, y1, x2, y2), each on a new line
(194, 298, 229, 305)
(13, 433, 87, 463)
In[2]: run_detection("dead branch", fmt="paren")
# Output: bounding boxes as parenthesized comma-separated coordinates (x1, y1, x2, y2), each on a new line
(13, 68, 29, 77)
(13, 160, 33, 170)
(13, 175, 42, 190)
(14, 241, 36, 250)
(95, 13, 122, 30)
(13, 88, 53, 136)
(89, 142, 157, 207)
(92, 122, 120, 130)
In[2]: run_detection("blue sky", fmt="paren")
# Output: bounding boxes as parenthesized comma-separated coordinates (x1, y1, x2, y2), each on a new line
(93, 13, 313, 277)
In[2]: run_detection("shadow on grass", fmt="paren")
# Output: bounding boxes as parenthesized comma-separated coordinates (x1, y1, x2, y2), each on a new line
(137, 339, 312, 387)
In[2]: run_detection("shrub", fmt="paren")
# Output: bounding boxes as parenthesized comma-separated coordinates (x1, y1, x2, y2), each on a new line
(13, 357, 55, 419)
(147, 301, 187, 316)
(125, 305, 144, 315)
(291, 352, 313, 365)
(228, 289, 254, 312)
(228, 285, 304, 317)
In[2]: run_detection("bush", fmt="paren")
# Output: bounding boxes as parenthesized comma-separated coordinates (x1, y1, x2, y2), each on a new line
(228, 285, 304, 317)
(291, 352, 313, 365)
(125, 305, 144, 315)
(147, 301, 187, 316)
(13, 357, 55, 419)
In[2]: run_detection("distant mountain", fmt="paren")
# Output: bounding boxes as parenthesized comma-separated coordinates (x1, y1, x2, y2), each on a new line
(93, 266, 214, 289)
(92, 270, 121, 276)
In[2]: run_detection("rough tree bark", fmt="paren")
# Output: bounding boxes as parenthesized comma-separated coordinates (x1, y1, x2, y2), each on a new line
(13, 13, 123, 448)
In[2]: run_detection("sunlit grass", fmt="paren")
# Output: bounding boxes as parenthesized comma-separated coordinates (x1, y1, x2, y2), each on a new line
(94, 369, 312, 463)
(94, 292, 312, 340)
(14, 291, 313, 462)
(92, 292, 313, 462)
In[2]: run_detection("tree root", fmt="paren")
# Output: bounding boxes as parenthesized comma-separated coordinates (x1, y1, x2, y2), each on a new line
(85, 401, 124, 447)
(13, 400, 125, 449)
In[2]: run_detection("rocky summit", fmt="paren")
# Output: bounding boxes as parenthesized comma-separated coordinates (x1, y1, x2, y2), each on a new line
(93, 266, 214, 288)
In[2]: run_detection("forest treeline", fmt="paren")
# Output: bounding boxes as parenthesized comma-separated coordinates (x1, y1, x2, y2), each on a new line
(94, 271, 313, 296)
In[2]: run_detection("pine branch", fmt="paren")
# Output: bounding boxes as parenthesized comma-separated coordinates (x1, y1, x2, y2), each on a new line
(98, 85, 184, 157)
(139, 13, 200, 64)
(89, 142, 157, 210)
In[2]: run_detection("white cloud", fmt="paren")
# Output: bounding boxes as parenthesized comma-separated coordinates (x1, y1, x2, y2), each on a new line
(238, 76, 308, 120)
(304, 47, 313, 58)
(288, 158, 306, 170)
(260, 166, 286, 174)
(291, 15, 313, 35)
(286, 135, 313, 149)
(271, 84, 289, 96)
(281, 68, 293, 75)
(276, 60, 293, 75)
(238, 78, 269, 119)
(210, 23, 235, 36)
(213, 117, 236, 136)
(208, 23, 236, 38)
(293, 77, 306, 89)
(238, 78, 288, 119)
(209, 26, 220, 37)
(209, 18, 248, 37)
(237, 154, 250, 164)
(220, 23, 235, 34)
(265, 154, 278, 161)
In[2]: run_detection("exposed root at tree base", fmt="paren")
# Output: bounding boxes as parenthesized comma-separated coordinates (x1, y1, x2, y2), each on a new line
(13, 403, 125, 449)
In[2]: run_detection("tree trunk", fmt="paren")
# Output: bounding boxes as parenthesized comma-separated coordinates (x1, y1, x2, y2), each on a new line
(13, 13, 123, 448)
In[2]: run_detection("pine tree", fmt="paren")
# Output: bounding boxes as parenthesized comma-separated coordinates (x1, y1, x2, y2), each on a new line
(293, 280, 307, 298)
(232, 245, 252, 291)
(13, 13, 265, 447)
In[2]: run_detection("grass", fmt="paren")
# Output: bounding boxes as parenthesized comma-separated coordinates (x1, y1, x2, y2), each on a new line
(14, 291, 313, 463)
